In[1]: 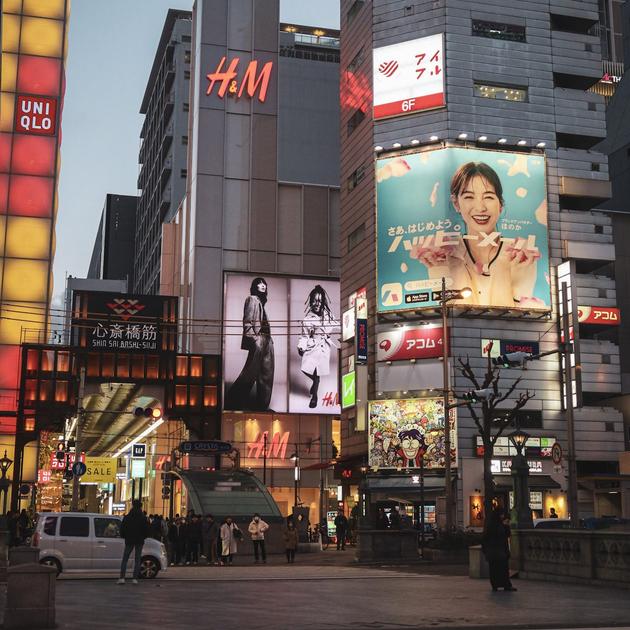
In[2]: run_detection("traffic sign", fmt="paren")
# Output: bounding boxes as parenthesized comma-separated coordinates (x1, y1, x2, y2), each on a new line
(72, 461, 87, 477)
(19, 484, 30, 496)
(132, 443, 146, 458)
(179, 440, 232, 454)
(551, 442, 563, 465)
(432, 289, 466, 302)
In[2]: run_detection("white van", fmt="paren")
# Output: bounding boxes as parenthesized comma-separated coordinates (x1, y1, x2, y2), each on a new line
(32, 512, 167, 578)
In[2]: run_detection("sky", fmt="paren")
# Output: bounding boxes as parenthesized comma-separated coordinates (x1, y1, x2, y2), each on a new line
(54, 0, 340, 299)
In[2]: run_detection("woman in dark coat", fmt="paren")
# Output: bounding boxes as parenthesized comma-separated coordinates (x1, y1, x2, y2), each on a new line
(481, 507, 517, 592)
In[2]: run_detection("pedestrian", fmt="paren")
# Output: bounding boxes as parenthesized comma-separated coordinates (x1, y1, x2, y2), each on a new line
(220, 516, 241, 565)
(118, 499, 149, 584)
(202, 514, 219, 565)
(481, 507, 517, 592)
(389, 506, 401, 530)
(6, 511, 17, 547)
(549, 507, 558, 519)
(150, 515, 162, 541)
(334, 509, 348, 551)
(284, 520, 298, 563)
(187, 514, 202, 564)
(248, 513, 269, 564)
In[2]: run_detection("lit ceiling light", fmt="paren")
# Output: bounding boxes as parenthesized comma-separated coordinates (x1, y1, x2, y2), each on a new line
(112, 419, 165, 459)
(374, 145, 383, 152)
(313, 29, 325, 37)
(285, 25, 297, 33)
(392, 142, 402, 148)
(478, 135, 488, 142)
(498, 138, 507, 144)
(536, 141, 546, 148)
(411, 139, 420, 145)
(430, 135, 439, 141)
(458, 133, 468, 140)
(517, 139, 527, 146)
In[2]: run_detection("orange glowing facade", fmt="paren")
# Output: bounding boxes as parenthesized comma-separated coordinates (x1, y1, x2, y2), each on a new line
(0, 0, 70, 431)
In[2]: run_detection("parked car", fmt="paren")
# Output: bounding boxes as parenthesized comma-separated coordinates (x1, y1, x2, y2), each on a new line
(533, 518, 572, 529)
(32, 512, 167, 578)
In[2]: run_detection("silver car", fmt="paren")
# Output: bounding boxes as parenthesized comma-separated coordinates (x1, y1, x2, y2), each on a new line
(32, 512, 167, 578)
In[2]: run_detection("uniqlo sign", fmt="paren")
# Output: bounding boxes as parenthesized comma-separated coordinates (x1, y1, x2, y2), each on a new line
(372, 34, 445, 120)
(15, 95, 57, 136)
(377, 325, 443, 361)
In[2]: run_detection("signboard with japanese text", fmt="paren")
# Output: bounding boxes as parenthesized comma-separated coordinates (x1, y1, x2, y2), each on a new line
(481, 338, 540, 358)
(377, 325, 443, 361)
(368, 398, 456, 470)
(223, 274, 341, 414)
(373, 34, 445, 120)
(577, 306, 620, 325)
(50, 451, 84, 471)
(356, 319, 368, 363)
(71, 291, 178, 353)
(491, 459, 544, 474)
(376, 147, 550, 313)
(475, 436, 556, 458)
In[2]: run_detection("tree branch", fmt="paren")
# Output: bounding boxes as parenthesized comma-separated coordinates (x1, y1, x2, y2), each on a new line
(457, 356, 480, 390)
(494, 376, 523, 406)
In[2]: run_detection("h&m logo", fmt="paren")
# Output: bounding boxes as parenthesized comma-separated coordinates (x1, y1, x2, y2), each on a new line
(206, 57, 273, 102)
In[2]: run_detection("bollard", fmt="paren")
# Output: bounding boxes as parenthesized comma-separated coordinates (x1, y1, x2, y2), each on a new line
(9, 546, 39, 566)
(4, 562, 56, 629)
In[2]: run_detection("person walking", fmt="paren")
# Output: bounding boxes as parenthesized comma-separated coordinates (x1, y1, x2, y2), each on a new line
(481, 507, 517, 592)
(283, 521, 298, 563)
(187, 514, 202, 565)
(202, 514, 219, 565)
(220, 517, 241, 565)
(248, 513, 269, 564)
(167, 518, 180, 566)
(118, 499, 149, 584)
(334, 509, 348, 551)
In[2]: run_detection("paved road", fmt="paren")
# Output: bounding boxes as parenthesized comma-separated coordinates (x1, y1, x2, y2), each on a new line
(55, 562, 630, 630)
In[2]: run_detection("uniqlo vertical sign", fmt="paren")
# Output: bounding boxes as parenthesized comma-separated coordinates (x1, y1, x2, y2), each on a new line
(356, 319, 368, 364)
(15, 95, 58, 136)
(372, 34, 445, 120)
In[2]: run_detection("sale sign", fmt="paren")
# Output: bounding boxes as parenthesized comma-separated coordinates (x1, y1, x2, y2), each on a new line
(372, 34, 445, 120)
(377, 325, 443, 361)
(577, 306, 620, 325)
(15, 95, 57, 136)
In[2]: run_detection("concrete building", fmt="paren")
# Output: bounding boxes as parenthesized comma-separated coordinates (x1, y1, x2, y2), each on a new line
(135, 9, 192, 295)
(338, 0, 629, 526)
(88, 193, 137, 285)
(160, 0, 341, 523)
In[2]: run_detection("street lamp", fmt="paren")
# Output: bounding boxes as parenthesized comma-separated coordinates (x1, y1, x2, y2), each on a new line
(0, 451, 13, 515)
(508, 427, 533, 529)
(440, 277, 472, 531)
(290, 449, 300, 509)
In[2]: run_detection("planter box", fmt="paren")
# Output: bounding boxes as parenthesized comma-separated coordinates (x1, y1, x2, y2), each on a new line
(356, 529, 420, 563)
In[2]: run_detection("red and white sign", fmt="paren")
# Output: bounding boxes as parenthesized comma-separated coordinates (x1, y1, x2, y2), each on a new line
(377, 325, 443, 361)
(15, 95, 57, 136)
(207, 57, 273, 102)
(372, 34, 445, 120)
(50, 452, 85, 471)
(38, 470, 52, 484)
(577, 306, 620, 325)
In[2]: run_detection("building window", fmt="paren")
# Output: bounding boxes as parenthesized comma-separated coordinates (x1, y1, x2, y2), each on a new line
(347, 164, 366, 191)
(472, 19, 526, 42)
(184, 70, 190, 80)
(180, 169, 187, 178)
(182, 35, 191, 43)
(347, 108, 366, 136)
(346, 0, 365, 25)
(474, 82, 528, 101)
(347, 47, 364, 74)
(184, 50, 191, 64)
(348, 223, 365, 252)
(183, 103, 189, 113)
(182, 135, 188, 145)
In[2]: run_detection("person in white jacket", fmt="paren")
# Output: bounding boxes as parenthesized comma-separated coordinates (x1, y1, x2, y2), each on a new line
(220, 517, 241, 565)
(248, 513, 269, 564)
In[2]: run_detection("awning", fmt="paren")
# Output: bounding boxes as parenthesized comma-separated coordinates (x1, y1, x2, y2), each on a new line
(493, 474, 561, 490)
(362, 475, 445, 493)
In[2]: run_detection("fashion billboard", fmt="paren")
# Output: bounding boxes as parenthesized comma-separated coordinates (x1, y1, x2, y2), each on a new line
(373, 34, 445, 120)
(376, 147, 550, 313)
(368, 398, 456, 470)
(223, 274, 340, 414)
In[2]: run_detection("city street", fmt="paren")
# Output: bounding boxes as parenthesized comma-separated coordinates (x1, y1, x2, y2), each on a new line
(55, 557, 630, 630)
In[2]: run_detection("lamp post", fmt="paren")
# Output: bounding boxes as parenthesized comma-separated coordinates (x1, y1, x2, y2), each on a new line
(508, 427, 533, 529)
(440, 277, 472, 531)
(290, 447, 300, 509)
(0, 451, 13, 515)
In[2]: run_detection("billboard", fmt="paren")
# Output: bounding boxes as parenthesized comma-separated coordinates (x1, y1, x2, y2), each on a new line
(376, 147, 550, 313)
(223, 274, 340, 414)
(373, 34, 445, 120)
(577, 306, 620, 325)
(368, 398, 456, 470)
(377, 325, 443, 361)
(341, 372, 356, 409)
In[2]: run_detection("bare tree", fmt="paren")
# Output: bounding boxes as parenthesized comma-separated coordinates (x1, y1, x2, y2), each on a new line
(456, 347, 534, 528)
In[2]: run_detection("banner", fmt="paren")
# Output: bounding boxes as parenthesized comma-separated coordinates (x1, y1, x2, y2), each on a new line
(376, 147, 550, 313)
(577, 306, 620, 325)
(377, 325, 443, 361)
(368, 398, 456, 470)
(223, 274, 340, 414)
(82, 457, 116, 483)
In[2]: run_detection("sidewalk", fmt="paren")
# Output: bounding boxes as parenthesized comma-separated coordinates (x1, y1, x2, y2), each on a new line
(55, 557, 630, 630)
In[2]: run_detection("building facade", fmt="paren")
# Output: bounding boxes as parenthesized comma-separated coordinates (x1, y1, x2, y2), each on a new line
(134, 9, 192, 295)
(339, 0, 629, 527)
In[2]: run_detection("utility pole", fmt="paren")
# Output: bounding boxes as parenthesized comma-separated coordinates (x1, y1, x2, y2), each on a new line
(561, 282, 579, 526)
(441, 276, 453, 532)
(70, 367, 86, 512)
